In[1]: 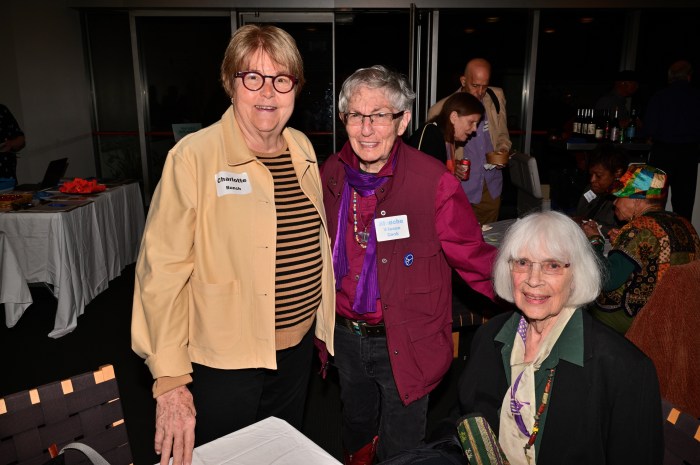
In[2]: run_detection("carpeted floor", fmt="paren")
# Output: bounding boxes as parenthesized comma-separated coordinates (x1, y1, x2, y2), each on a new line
(1, 264, 494, 464)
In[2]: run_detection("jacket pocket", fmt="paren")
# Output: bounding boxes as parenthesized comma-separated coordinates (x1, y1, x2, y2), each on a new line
(407, 324, 452, 387)
(400, 242, 443, 316)
(189, 277, 242, 349)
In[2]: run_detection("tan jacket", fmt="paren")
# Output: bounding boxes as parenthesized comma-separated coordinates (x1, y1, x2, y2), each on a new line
(426, 86, 511, 153)
(132, 107, 336, 383)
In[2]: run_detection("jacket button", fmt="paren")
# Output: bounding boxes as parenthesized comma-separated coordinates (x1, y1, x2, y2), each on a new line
(383, 304, 388, 310)
(379, 188, 385, 193)
(354, 274, 360, 281)
(394, 349, 399, 355)
(380, 210, 386, 216)
(405, 394, 409, 400)
(381, 258, 387, 264)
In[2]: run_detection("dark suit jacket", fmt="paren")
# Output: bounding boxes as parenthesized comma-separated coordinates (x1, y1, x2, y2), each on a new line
(458, 310, 663, 465)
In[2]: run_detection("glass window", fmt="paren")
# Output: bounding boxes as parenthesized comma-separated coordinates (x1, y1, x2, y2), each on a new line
(334, 11, 410, 150)
(136, 15, 231, 195)
(85, 10, 141, 181)
(434, 9, 529, 150)
(532, 9, 627, 214)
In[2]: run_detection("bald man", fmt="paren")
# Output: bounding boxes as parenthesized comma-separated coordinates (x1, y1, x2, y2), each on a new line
(427, 58, 511, 224)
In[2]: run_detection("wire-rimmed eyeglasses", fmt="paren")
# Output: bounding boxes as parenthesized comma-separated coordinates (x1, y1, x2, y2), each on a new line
(234, 71, 298, 94)
(509, 258, 571, 275)
(342, 111, 405, 127)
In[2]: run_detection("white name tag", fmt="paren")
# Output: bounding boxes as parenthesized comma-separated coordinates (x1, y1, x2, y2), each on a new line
(215, 171, 252, 197)
(374, 215, 410, 242)
(583, 189, 597, 203)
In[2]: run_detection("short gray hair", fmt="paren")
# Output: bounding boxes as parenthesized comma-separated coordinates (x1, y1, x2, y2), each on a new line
(493, 211, 603, 307)
(338, 65, 415, 113)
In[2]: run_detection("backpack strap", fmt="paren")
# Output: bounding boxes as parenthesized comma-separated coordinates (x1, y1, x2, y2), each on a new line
(417, 122, 438, 151)
(486, 88, 500, 114)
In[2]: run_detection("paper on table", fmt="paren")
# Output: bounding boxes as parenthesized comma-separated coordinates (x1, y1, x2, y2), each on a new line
(174, 417, 341, 465)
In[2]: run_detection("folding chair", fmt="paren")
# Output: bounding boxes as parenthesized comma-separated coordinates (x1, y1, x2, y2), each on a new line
(662, 398, 700, 465)
(0, 365, 132, 465)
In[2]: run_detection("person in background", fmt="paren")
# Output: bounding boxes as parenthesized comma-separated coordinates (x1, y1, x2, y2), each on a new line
(407, 92, 484, 176)
(594, 69, 640, 124)
(458, 210, 662, 465)
(0, 104, 26, 190)
(428, 58, 512, 224)
(645, 60, 700, 221)
(582, 164, 700, 334)
(321, 65, 496, 464)
(131, 25, 336, 465)
(573, 144, 628, 237)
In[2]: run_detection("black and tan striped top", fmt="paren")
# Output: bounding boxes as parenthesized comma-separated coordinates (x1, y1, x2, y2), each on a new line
(257, 149, 322, 350)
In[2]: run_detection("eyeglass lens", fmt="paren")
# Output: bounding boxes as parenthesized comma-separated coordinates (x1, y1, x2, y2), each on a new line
(510, 258, 569, 274)
(344, 112, 404, 126)
(236, 72, 296, 93)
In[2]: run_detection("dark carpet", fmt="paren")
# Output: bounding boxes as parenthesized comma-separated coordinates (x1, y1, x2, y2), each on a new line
(1, 265, 489, 464)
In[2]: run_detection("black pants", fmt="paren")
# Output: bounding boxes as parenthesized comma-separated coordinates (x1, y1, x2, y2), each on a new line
(649, 142, 699, 220)
(189, 329, 314, 446)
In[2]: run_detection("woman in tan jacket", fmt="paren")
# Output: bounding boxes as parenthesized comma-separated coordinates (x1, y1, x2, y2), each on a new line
(132, 25, 335, 465)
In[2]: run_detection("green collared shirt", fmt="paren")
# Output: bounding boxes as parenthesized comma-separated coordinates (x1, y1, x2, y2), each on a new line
(494, 310, 584, 456)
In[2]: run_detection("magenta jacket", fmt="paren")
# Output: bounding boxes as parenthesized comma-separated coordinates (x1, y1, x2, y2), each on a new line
(322, 139, 496, 404)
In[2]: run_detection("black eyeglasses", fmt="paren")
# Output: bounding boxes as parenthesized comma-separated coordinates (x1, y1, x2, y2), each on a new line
(342, 111, 405, 127)
(234, 71, 298, 94)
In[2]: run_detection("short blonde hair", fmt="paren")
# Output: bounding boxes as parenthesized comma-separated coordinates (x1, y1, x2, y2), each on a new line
(220, 24, 305, 98)
(493, 211, 604, 308)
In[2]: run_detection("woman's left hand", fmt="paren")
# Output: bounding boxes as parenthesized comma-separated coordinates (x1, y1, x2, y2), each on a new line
(581, 220, 601, 238)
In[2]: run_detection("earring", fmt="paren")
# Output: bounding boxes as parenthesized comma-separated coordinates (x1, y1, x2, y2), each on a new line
(230, 97, 234, 104)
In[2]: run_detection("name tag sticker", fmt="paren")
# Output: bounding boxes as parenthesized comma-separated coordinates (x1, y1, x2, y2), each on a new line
(215, 171, 252, 197)
(583, 189, 597, 203)
(374, 215, 410, 242)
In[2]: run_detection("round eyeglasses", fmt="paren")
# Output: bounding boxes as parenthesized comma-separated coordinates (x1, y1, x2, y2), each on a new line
(509, 258, 571, 275)
(234, 71, 298, 94)
(342, 111, 405, 127)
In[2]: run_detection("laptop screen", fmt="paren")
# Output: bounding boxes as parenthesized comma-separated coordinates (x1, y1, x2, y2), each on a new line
(40, 158, 69, 189)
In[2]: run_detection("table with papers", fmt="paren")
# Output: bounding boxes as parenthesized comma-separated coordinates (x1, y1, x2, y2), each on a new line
(172, 416, 341, 465)
(0, 182, 145, 337)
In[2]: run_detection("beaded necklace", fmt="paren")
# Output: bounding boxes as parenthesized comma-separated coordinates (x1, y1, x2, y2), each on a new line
(523, 368, 556, 465)
(352, 189, 369, 248)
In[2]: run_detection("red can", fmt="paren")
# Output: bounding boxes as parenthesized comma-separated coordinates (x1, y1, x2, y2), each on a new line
(460, 158, 471, 180)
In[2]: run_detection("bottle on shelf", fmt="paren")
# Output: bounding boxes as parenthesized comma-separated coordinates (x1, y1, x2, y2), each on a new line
(572, 108, 582, 137)
(586, 109, 597, 140)
(625, 108, 637, 143)
(594, 109, 605, 141)
(609, 109, 621, 143)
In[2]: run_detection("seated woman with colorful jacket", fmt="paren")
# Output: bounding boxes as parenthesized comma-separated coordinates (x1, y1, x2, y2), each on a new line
(582, 164, 700, 334)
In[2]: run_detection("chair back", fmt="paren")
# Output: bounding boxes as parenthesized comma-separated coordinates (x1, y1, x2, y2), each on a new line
(0, 365, 132, 465)
(661, 398, 700, 465)
(626, 259, 700, 418)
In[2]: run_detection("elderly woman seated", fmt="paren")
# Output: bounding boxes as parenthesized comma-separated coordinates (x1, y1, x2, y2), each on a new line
(455, 210, 662, 465)
(582, 164, 700, 334)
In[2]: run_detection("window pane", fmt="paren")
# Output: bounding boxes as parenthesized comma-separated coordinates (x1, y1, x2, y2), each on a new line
(137, 15, 231, 194)
(86, 11, 142, 181)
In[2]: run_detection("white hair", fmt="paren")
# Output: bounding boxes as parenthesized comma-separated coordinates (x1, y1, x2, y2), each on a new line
(493, 211, 604, 307)
(338, 65, 415, 113)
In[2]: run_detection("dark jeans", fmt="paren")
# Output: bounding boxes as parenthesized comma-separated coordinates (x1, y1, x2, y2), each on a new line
(649, 142, 699, 220)
(189, 329, 314, 446)
(333, 324, 429, 461)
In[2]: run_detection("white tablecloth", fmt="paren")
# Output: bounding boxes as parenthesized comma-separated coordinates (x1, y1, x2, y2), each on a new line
(177, 417, 341, 465)
(0, 231, 33, 326)
(0, 183, 145, 337)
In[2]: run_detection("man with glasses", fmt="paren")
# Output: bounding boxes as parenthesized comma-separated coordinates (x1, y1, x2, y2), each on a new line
(320, 65, 497, 464)
(428, 58, 512, 224)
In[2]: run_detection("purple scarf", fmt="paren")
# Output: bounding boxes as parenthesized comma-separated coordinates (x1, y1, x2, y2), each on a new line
(332, 150, 395, 314)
